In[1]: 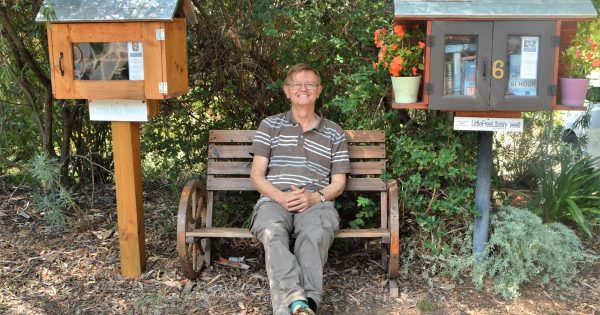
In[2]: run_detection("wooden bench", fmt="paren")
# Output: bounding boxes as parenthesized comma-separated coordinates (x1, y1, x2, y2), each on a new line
(176, 130, 400, 296)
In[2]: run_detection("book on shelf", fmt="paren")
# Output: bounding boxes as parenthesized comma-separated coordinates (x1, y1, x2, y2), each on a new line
(463, 60, 476, 96)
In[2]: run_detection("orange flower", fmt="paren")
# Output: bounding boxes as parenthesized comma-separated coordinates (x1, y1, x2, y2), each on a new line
(389, 56, 403, 77)
(373, 28, 388, 47)
(391, 44, 398, 50)
(393, 25, 405, 37)
(576, 51, 583, 59)
(372, 61, 377, 69)
(586, 52, 593, 60)
(419, 41, 425, 49)
(378, 45, 387, 60)
(593, 59, 600, 67)
(412, 66, 418, 76)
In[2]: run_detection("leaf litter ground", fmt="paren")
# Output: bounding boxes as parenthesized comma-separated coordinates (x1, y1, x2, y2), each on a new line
(0, 185, 598, 315)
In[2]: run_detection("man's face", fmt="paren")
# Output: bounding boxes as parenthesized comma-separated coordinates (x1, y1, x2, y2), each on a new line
(283, 70, 322, 108)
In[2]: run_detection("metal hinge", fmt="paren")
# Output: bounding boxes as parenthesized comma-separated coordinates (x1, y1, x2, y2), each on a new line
(548, 84, 557, 96)
(424, 82, 433, 95)
(426, 35, 435, 48)
(159, 82, 168, 94)
(551, 35, 560, 47)
(156, 28, 165, 41)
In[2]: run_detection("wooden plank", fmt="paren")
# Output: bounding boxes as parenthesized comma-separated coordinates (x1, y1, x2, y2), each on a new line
(208, 144, 252, 159)
(142, 22, 165, 99)
(187, 227, 254, 238)
(335, 228, 389, 238)
(346, 178, 386, 191)
(147, 100, 160, 119)
(111, 122, 145, 277)
(209, 130, 385, 143)
(187, 227, 389, 239)
(48, 23, 74, 99)
(164, 18, 189, 98)
(72, 81, 145, 99)
(209, 144, 385, 159)
(380, 191, 388, 230)
(67, 22, 143, 42)
(209, 130, 255, 143)
(455, 111, 522, 118)
(392, 102, 428, 110)
(345, 130, 385, 142)
(207, 161, 252, 175)
(208, 161, 385, 175)
(423, 20, 432, 106)
(349, 145, 386, 159)
(207, 177, 386, 191)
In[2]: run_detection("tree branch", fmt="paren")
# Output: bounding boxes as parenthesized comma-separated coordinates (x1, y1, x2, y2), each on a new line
(0, 11, 51, 88)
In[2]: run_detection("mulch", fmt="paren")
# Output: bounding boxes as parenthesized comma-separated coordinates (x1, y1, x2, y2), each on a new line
(1, 184, 598, 315)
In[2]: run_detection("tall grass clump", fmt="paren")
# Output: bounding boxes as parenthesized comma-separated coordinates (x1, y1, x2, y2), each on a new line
(536, 156, 600, 238)
(28, 153, 79, 230)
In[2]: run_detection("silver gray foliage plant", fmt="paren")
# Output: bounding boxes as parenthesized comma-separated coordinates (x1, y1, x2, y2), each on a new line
(472, 206, 597, 300)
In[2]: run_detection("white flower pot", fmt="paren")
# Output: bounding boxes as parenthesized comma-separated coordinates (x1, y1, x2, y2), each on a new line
(391, 75, 421, 104)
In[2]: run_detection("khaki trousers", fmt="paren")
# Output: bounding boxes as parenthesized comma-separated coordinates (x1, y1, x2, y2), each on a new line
(251, 200, 339, 312)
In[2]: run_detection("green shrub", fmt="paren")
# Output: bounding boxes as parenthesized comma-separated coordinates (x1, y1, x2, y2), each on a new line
(472, 206, 596, 300)
(349, 196, 379, 229)
(387, 112, 477, 274)
(535, 156, 600, 238)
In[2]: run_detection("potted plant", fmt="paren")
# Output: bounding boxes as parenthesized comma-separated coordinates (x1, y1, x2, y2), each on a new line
(560, 36, 600, 106)
(373, 23, 425, 104)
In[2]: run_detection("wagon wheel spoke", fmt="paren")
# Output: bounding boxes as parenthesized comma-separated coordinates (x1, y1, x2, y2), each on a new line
(177, 180, 207, 279)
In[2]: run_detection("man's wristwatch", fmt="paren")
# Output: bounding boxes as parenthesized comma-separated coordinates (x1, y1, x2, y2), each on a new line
(317, 190, 325, 203)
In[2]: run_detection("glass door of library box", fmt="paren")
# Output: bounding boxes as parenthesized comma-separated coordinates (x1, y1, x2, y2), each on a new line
(428, 21, 556, 111)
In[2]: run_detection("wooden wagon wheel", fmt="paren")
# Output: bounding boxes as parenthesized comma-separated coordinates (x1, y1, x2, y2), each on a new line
(177, 180, 207, 279)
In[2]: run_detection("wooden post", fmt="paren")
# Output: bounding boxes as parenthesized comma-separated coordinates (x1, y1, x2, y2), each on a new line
(473, 131, 493, 258)
(111, 121, 146, 277)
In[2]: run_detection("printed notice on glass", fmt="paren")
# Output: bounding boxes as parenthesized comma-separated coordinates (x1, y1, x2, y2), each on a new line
(89, 99, 149, 122)
(128, 42, 144, 80)
(454, 117, 523, 132)
(520, 37, 539, 79)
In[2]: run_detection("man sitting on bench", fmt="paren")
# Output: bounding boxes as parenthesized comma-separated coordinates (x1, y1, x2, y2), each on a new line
(249, 64, 351, 315)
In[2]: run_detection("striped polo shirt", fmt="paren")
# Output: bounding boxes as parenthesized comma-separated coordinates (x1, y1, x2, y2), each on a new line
(250, 111, 351, 192)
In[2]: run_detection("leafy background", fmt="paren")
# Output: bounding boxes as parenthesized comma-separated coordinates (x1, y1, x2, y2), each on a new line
(1, 0, 599, 300)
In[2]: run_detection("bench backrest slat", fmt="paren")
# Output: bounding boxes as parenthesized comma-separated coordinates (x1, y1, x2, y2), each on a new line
(208, 145, 385, 159)
(207, 161, 386, 175)
(207, 177, 387, 191)
(209, 130, 385, 143)
(207, 130, 386, 192)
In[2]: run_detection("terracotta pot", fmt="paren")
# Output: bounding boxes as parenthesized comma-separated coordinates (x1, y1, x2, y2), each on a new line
(391, 75, 421, 104)
(559, 77, 590, 106)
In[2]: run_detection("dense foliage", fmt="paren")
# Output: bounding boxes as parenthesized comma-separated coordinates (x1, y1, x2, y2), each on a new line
(1, 0, 598, 297)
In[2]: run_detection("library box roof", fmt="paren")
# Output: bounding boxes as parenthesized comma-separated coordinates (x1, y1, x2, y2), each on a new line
(35, 0, 197, 24)
(394, 0, 598, 20)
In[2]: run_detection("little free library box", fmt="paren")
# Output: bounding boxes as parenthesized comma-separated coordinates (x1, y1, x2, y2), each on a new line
(36, 0, 197, 101)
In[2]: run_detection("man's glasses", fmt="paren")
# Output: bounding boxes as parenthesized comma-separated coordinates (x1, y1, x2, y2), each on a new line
(286, 82, 320, 90)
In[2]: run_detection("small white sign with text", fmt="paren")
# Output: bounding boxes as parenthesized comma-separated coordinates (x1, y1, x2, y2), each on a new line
(454, 117, 523, 132)
(89, 99, 148, 122)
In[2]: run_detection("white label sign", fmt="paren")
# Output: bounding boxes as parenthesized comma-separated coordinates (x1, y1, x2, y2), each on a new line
(89, 99, 149, 122)
(127, 42, 144, 80)
(520, 37, 539, 80)
(454, 117, 523, 132)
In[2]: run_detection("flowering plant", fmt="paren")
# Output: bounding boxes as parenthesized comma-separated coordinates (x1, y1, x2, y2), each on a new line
(561, 37, 600, 78)
(373, 24, 425, 77)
